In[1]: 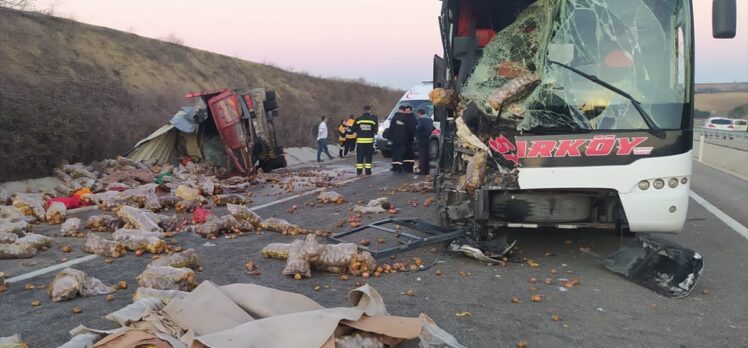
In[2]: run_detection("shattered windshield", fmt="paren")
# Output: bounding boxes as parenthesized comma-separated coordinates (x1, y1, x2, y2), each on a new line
(462, 0, 692, 132)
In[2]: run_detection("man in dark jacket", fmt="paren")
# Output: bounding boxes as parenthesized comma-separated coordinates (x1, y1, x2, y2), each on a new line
(352, 106, 378, 175)
(389, 105, 417, 173)
(415, 108, 435, 175)
(401, 106, 418, 173)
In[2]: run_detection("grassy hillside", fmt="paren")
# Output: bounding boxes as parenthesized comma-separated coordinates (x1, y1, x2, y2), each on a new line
(695, 82, 748, 93)
(694, 92, 748, 118)
(0, 7, 402, 181)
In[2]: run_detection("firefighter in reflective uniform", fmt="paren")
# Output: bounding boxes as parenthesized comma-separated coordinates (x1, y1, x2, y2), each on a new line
(344, 114, 357, 157)
(389, 105, 417, 173)
(337, 119, 347, 157)
(352, 106, 378, 175)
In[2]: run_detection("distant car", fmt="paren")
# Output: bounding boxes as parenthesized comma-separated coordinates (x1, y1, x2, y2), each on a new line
(731, 119, 747, 131)
(375, 82, 441, 160)
(704, 117, 734, 131)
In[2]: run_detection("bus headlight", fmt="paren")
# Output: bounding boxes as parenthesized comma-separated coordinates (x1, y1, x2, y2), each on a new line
(681, 177, 688, 185)
(653, 179, 665, 189)
(668, 178, 679, 188)
(638, 180, 650, 190)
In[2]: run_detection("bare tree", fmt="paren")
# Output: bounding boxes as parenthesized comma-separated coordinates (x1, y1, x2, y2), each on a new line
(162, 33, 185, 45)
(0, 0, 33, 10)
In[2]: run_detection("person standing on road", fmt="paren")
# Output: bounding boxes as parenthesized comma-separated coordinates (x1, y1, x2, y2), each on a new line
(353, 106, 378, 175)
(401, 106, 418, 173)
(389, 105, 416, 173)
(338, 119, 347, 157)
(415, 108, 434, 175)
(345, 114, 357, 157)
(316, 116, 334, 162)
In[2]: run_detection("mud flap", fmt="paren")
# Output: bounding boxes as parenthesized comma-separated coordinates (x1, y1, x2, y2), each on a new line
(604, 235, 703, 298)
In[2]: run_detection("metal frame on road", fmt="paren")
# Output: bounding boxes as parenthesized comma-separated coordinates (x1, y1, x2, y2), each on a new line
(328, 218, 467, 259)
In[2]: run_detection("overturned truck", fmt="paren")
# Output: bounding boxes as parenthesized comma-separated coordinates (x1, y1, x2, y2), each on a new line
(431, 0, 736, 297)
(127, 88, 286, 174)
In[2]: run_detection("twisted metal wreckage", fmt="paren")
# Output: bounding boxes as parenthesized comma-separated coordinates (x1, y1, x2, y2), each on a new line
(418, 0, 711, 297)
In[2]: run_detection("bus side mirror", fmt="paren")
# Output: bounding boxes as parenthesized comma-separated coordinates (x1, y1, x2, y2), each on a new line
(713, 0, 737, 39)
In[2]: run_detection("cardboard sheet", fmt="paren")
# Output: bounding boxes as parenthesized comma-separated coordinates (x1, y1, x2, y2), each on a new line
(73, 281, 463, 348)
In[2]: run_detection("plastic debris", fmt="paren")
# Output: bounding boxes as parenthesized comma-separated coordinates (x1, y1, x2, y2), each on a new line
(175, 185, 201, 202)
(0, 232, 18, 244)
(418, 313, 466, 348)
(336, 333, 386, 348)
(212, 194, 252, 206)
(0, 335, 26, 348)
(112, 229, 167, 254)
(190, 216, 228, 237)
(175, 200, 196, 213)
(353, 197, 391, 214)
(261, 243, 292, 259)
(317, 190, 346, 204)
(270, 235, 376, 277)
(45, 202, 68, 225)
(260, 217, 304, 235)
(12, 193, 45, 222)
(83, 234, 127, 258)
(57, 333, 101, 348)
(105, 297, 164, 327)
(221, 215, 255, 233)
(148, 249, 200, 269)
(0, 220, 29, 235)
(87, 215, 124, 232)
(227, 203, 263, 227)
(113, 205, 162, 233)
(282, 239, 313, 278)
(132, 287, 189, 304)
(47, 268, 114, 302)
(0, 242, 37, 259)
(137, 266, 197, 291)
(60, 218, 82, 237)
(192, 207, 212, 224)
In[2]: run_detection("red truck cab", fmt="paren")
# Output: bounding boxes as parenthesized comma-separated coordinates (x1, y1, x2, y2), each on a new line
(186, 88, 286, 174)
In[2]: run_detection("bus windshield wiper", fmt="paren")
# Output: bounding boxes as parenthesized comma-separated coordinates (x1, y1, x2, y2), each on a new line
(548, 60, 666, 139)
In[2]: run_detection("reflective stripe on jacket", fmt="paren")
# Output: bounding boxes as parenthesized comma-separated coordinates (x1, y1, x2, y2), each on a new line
(353, 113, 378, 144)
(345, 118, 357, 139)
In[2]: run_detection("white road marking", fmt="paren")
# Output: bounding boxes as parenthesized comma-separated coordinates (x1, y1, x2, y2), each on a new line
(250, 168, 388, 212)
(5, 254, 99, 284)
(5, 168, 388, 282)
(689, 190, 748, 240)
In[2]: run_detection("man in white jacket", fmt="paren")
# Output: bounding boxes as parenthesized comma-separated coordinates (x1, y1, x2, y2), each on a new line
(316, 116, 334, 162)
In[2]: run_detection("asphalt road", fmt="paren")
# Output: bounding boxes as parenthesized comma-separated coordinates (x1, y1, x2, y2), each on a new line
(1, 156, 747, 347)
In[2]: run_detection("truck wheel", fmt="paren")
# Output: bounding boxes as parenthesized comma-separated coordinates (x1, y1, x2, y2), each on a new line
(265, 90, 277, 101)
(429, 139, 439, 161)
(263, 99, 278, 111)
(260, 156, 287, 173)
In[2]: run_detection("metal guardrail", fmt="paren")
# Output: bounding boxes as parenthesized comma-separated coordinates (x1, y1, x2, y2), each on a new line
(693, 129, 748, 163)
(694, 128, 748, 142)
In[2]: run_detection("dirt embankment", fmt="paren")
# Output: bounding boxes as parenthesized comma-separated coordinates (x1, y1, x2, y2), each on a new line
(0, 7, 402, 181)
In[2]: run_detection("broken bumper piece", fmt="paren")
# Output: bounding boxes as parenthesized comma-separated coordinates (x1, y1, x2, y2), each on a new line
(604, 235, 703, 298)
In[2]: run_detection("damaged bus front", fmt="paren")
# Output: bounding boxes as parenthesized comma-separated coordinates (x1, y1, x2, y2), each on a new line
(434, 0, 705, 237)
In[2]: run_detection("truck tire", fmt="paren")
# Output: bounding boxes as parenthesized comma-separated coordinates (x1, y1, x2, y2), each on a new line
(260, 156, 287, 173)
(263, 99, 278, 111)
(429, 138, 439, 161)
(265, 90, 277, 101)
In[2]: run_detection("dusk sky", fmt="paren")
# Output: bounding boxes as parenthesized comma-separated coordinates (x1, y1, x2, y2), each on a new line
(36, 0, 748, 89)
